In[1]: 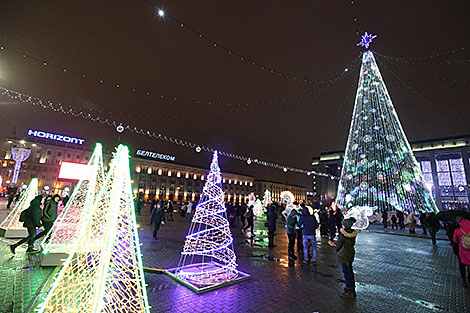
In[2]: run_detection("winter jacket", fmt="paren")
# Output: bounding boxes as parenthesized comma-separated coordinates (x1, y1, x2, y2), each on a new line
(286, 210, 300, 235)
(298, 208, 319, 236)
(150, 207, 165, 225)
(23, 196, 43, 228)
(319, 211, 328, 224)
(397, 210, 404, 222)
(267, 208, 278, 232)
(453, 219, 470, 265)
(327, 211, 336, 231)
(336, 228, 358, 263)
(42, 200, 58, 222)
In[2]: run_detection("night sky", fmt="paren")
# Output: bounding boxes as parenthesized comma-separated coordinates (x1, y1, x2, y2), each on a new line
(0, 0, 469, 188)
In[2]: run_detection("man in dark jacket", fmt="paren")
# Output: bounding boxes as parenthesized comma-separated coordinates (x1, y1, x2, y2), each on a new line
(337, 217, 358, 299)
(6, 185, 18, 209)
(426, 212, 439, 245)
(397, 210, 405, 229)
(33, 194, 60, 243)
(10, 195, 43, 253)
(298, 206, 319, 264)
(419, 213, 428, 235)
(150, 202, 165, 240)
(327, 209, 337, 246)
(335, 208, 344, 233)
(267, 205, 278, 248)
(382, 210, 388, 228)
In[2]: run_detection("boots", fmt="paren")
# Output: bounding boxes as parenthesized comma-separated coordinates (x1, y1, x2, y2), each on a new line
(340, 288, 356, 299)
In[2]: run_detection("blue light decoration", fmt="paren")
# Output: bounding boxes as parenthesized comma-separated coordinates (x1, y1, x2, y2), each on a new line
(336, 47, 438, 215)
(357, 32, 377, 49)
(166, 151, 249, 294)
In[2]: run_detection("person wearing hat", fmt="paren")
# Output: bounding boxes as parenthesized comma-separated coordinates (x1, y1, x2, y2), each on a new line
(336, 217, 358, 299)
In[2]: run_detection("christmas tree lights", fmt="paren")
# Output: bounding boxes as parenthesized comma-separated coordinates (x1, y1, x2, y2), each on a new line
(0, 178, 38, 238)
(336, 49, 438, 214)
(167, 151, 249, 293)
(36, 145, 150, 313)
(262, 189, 272, 208)
(40, 143, 104, 264)
(253, 199, 264, 217)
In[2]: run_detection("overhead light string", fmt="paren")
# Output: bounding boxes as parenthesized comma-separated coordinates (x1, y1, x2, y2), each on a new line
(0, 45, 361, 109)
(0, 86, 338, 179)
(141, 3, 360, 85)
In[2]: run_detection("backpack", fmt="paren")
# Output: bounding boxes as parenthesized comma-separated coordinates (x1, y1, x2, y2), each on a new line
(19, 209, 30, 222)
(287, 213, 297, 227)
(461, 229, 470, 250)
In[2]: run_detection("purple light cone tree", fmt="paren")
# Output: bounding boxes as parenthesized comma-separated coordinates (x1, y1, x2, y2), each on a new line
(176, 151, 238, 286)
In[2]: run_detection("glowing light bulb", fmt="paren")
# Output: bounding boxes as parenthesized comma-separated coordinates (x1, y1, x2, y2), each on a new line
(158, 9, 165, 17)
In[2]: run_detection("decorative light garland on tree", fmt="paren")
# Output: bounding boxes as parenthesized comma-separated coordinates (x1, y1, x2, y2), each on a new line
(0, 178, 38, 238)
(37, 145, 150, 313)
(336, 34, 439, 214)
(262, 189, 272, 208)
(41, 143, 104, 257)
(176, 151, 238, 286)
(0, 86, 336, 178)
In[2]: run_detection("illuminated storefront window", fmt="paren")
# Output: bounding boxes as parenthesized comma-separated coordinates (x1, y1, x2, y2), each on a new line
(435, 153, 469, 209)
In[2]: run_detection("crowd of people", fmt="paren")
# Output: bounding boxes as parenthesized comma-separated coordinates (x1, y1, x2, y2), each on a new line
(5, 190, 470, 298)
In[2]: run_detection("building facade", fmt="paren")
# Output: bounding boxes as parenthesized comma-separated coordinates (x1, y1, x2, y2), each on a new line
(0, 130, 307, 203)
(312, 135, 470, 210)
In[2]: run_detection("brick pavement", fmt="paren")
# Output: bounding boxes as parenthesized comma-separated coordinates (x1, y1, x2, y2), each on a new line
(0, 200, 469, 313)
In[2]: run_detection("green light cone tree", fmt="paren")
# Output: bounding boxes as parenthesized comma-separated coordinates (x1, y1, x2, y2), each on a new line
(37, 145, 150, 313)
(336, 51, 438, 213)
(0, 178, 38, 238)
(41, 143, 104, 256)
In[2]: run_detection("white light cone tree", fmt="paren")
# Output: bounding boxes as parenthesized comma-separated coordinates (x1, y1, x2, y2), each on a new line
(262, 189, 271, 208)
(176, 151, 238, 286)
(37, 145, 150, 313)
(0, 178, 38, 238)
(41, 143, 104, 261)
(336, 49, 438, 213)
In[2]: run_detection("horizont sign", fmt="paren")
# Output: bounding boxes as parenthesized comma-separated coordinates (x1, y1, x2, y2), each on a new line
(27, 130, 85, 145)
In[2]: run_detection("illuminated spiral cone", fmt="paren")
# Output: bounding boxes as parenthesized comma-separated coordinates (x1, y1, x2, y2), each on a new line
(336, 50, 438, 213)
(170, 151, 249, 293)
(0, 178, 38, 238)
(40, 143, 104, 265)
(37, 145, 150, 313)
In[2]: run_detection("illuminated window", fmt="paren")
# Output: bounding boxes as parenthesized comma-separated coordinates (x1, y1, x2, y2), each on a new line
(177, 172, 181, 178)
(193, 174, 197, 180)
(158, 169, 162, 175)
(168, 170, 172, 177)
(435, 153, 469, 208)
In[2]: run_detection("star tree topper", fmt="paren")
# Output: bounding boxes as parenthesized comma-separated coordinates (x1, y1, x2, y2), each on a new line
(357, 32, 377, 49)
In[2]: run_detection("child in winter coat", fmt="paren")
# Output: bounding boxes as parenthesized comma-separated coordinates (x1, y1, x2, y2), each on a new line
(453, 218, 470, 288)
(336, 217, 358, 299)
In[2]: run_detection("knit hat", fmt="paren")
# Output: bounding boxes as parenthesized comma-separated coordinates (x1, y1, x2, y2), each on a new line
(342, 217, 356, 230)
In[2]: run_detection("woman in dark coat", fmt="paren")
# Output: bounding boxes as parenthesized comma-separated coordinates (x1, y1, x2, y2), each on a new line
(10, 195, 43, 253)
(327, 209, 337, 246)
(337, 217, 358, 299)
(267, 205, 278, 247)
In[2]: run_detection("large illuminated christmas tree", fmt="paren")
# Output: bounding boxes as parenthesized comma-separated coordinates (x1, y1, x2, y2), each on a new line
(37, 145, 150, 313)
(0, 178, 38, 238)
(336, 33, 438, 213)
(174, 151, 242, 290)
(40, 143, 104, 265)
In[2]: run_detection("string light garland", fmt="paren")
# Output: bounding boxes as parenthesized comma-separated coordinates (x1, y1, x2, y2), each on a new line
(41, 143, 104, 257)
(375, 53, 470, 86)
(140, 3, 359, 85)
(0, 178, 38, 237)
(0, 44, 360, 109)
(0, 86, 337, 178)
(336, 50, 438, 213)
(371, 46, 470, 65)
(176, 151, 239, 286)
(374, 57, 466, 124)
(37, 145, 150, 313)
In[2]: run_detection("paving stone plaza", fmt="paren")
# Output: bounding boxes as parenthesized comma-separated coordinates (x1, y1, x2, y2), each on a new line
(1, 201, 468, 313)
